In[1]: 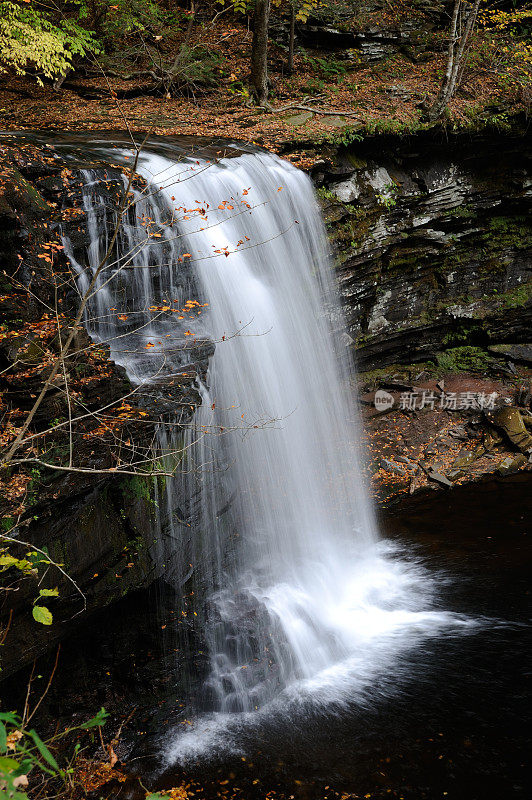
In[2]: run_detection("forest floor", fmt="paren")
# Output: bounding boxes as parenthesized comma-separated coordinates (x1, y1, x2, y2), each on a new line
(0, 18, 526, 168)
(359, 365, 532, 507)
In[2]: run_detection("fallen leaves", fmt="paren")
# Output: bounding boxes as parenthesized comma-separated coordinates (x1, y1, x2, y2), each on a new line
(1, 10, 521, 176)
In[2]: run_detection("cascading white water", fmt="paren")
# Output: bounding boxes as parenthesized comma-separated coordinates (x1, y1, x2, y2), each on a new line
(63, 143, 474, 759)
(153, 151, 381, 714)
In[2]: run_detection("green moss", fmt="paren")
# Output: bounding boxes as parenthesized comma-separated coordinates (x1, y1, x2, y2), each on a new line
(358, 361, 437, 383)
(387, 250, 420, 271)
(10, 167, 50, 213)
(499, 284, 531, 308)
(442, 203, 475, 219)
(320, 125, 364, 147)
(1, 516, 14, 532)
(441, 322, 486, 347)
(361, 115, 426, 137)
(486, 216, 532, 251)
(435, 346, 491, 373)
(346, 153, 368, 170)
(122, 475, 152, 504)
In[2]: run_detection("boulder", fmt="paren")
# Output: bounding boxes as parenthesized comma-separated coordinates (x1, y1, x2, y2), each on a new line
(496, 454, 528, 475)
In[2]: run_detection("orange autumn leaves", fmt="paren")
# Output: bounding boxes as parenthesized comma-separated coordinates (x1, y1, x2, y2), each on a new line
(138, 300, 208, 349)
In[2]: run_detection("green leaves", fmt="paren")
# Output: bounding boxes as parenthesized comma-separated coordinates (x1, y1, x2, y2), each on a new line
(0, 755, 27, 800)
(0, 713, 19, 724)
(0, 721, 7, 751)
(0, 1, 100, 83)
(1, 541, 59, 626)
(80, 707, 109, 729)
(0, 706, 108, 800)
(0, 551, 32, 573)
(32, 606, 53, 626)
(27, 730, 59, 772)
(38, 588, 59, 599)
(0, 756, 20, 772)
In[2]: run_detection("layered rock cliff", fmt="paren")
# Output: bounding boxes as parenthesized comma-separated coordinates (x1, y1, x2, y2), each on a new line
(313, 131, 531, 370)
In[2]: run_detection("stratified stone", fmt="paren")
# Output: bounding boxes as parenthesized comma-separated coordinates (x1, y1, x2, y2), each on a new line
(324, 116, 354, 129)
(497, 454, 527, 475)
(427, 469, 453, 487)
(488, 344, 532, 366)
(448, 426, 469, 440)
(318, 136, 531, 371)
(379, 457, 406, 475)
(283, 111, 313, 126)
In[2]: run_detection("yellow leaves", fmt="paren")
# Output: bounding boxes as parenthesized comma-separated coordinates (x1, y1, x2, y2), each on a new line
(6, 730, 23, 751)
(145, 342, 155, 349)
(295, 0, 318, 23)
(76, 757, 127, 793)
(165, 786, 189, 800)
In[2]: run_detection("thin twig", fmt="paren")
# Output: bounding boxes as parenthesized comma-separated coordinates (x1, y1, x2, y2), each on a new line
(26, 646, 61, 726)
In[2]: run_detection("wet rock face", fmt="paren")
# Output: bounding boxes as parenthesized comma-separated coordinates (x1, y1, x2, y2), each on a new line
(314, 134, 531, 369)
(0, 144, 202, 680)
(295, 9, 445, 64)
(0, 480, 162, 680)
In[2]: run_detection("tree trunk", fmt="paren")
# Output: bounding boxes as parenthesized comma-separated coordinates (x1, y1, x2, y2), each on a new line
(250, 0, 270, 105)
(428, 0, 480, 121)
(288, 3, 295, 75)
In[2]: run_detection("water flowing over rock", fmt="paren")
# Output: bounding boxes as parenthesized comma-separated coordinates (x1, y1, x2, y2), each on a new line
(55, 141, 475, 754)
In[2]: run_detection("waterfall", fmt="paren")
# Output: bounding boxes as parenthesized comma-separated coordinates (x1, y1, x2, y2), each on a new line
(62, 142, 474, 759)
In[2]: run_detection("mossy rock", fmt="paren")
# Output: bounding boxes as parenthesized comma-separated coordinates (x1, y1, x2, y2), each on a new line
(435, 346, 491, 373)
